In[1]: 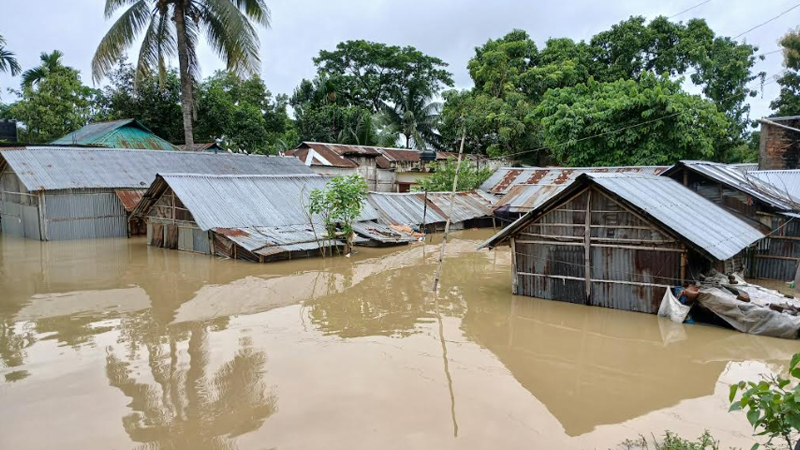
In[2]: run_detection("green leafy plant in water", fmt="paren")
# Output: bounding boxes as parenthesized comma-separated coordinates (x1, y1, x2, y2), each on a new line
(618, 431, 723, 450)
(415, 158, 493, 192)
(729, 353, 800, 450)
(307, 174, 369, 255)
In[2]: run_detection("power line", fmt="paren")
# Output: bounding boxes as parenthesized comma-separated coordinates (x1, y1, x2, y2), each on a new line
(669, 0, 712, 18)
(733, 2, 800, 39)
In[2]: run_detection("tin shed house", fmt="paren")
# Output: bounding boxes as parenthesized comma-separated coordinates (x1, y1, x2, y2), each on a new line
(131, 174, 414, 262)
(478, 173, 763, 314)
(662, 161, 800, 280)
(0, 147, 313, 241)
(51, 119, 177, 151)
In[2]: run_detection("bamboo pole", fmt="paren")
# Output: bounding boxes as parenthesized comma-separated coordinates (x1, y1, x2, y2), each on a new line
(432, 125, 467, 292)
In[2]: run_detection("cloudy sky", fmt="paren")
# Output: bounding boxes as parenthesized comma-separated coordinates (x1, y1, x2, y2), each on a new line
(0, 0, 797, 118)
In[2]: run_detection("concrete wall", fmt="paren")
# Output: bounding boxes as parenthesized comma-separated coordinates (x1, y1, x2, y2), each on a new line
(760, 119, 800, 170)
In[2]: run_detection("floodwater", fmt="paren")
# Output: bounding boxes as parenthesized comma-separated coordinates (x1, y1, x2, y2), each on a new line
(0, 230, 798, 450)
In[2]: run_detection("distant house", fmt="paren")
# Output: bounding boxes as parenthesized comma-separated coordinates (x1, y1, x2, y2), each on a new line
(286, 142, 500, 192)
(662, 161, 800, 280)
(0, 147, 313, 241)
(178, 142, 225, 153)
(51, 119, 177, 151)
(131, 173, 415, 262)
(479, 173, 763, 314)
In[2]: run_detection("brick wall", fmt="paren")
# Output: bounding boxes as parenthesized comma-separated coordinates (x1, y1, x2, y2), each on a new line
(760, 118, 800, 170)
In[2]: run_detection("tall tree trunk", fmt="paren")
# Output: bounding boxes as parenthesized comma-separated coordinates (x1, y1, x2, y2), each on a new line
(173, 3, 195, 148)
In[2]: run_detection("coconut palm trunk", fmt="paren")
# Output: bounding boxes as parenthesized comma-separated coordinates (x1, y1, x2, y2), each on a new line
(173, 3, 195, 148)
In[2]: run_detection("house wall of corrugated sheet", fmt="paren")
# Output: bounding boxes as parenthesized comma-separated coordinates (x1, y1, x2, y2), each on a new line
(751, 217, 800, 280)
(1, 169, 40, 239)
(43, 190, 128, 240)
(513, 188, 683, 314)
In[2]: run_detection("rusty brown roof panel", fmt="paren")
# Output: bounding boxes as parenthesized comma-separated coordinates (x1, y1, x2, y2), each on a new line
(114, 189, 146, 212)
(481, 166, 669, 195)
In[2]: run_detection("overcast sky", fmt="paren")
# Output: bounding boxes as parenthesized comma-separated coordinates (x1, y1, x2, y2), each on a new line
(0, 0, 797, 119)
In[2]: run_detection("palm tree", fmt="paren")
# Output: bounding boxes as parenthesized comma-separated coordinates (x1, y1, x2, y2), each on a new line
(0, 34, 21, 80)
(92, 0, 271, 148)
(21, 50, 65, 88)
(379, 85, 442, 149)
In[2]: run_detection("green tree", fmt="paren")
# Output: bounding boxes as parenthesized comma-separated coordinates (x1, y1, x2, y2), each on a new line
(313, 40, 453, 113)
(95, 58, 184, 143)
(378, 84, 441, 149)
(21, 50, 66, 88)
(417, 159, 493, 192)
(771, 30, 800, 116)
(92, 0, 272, 147)
(195, 70, 294, 154)
(0, 34, 21, 88)
(307, 174, 369, 254)
(532, 74, 729, 166)
(729, 353, 800, 450)
(442, 18, 761, 162)
(290, 76, 379, 146)
(7, 53, 97, 142)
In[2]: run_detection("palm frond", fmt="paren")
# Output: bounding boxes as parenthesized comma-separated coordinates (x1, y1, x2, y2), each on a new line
(230, 0, 271, 27)
(199, 0, 261, 76)
(0, 48, 21, 77)
(104, 0, 141, 18)
(135, 8, 176, 88)
(92, 0, 152, 83)
(20, 67, 46, 88)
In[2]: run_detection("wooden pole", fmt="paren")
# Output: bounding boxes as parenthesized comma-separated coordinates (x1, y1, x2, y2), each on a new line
(510, 237, 518, 295)
(422, 189, 429, 235)
(432, 125, 467, 292)
(584, 190, 592, 304)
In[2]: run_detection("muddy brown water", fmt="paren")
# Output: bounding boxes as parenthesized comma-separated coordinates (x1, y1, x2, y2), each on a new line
(1, 230, 799, 450)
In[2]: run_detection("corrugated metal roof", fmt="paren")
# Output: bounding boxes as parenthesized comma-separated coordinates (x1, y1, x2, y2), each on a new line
(0, 147, 313, 191)
(366, 190, 496, 227)
(51, 119, 177, 151)
(728, 163, 759, 172)
(114, 189, 146, 212)
(178, 142, 224, 152)
(481, 173, 764, 261)
(480, 166, 669, 195)
(669, 161, 799, 211)
(750, 170, 800, 201)
(148, 173, 380, 230)
(217, 225, 343, 256)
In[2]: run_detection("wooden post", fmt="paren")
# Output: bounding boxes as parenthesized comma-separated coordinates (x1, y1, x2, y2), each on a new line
(682, 169, 688, 187)
(422, 189, 428, 234)
(432, 125, 467, 292)
(584, 190, 592, 304)
(37, 191, 47, 241)
(680, 247, 688, 285)
(510, 237, 518, 295)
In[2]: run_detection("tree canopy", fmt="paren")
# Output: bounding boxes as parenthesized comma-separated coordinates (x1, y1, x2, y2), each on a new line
(441, 17, 763, 164)
(771, 29, 800, 117)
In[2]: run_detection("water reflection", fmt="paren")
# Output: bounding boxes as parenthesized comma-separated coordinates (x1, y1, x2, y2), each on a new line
(461, 293, 800, 436)
(106, 327, 275, 450)
(1, 231, 799, 450)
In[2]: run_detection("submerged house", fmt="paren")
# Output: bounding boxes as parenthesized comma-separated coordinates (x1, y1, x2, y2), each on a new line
(51, 119, 177, 151)
(479, 173, 763, 314)
(286, 142, 501, 193)
(662, 161, 800, 280)
(485, 166, 669, 221)
(131, 174, 415, 262)
(0, 147, 312, 240)
(365, 190, 497, 232)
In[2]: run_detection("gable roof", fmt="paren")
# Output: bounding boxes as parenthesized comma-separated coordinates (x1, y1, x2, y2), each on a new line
(0, 147, 313, 191)
(480, 166, 669, 195)
(663, 161, 799, 211)
(51, 119, 177, 151)
(480, 173, 764, 261)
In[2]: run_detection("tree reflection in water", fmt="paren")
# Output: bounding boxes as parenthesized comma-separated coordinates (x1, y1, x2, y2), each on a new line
(105, 326, 276, 450)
